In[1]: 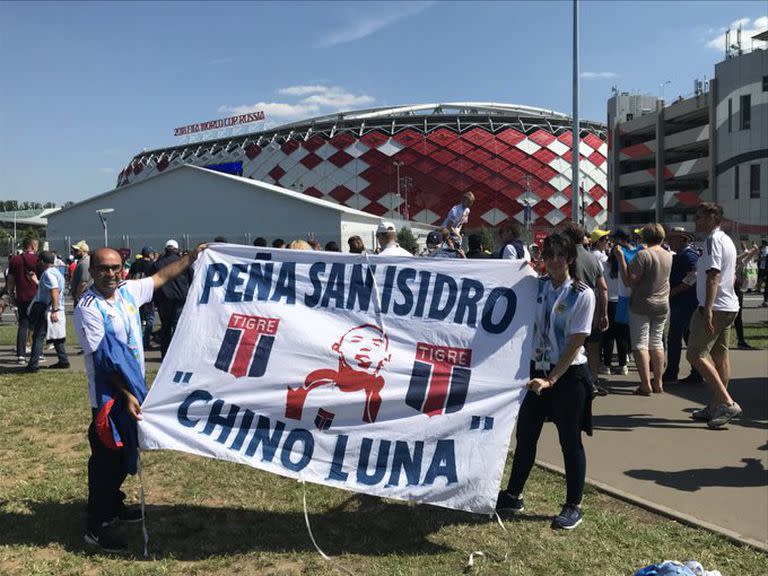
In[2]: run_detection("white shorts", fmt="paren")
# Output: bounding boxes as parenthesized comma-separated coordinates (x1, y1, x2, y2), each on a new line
(629, 310, 667, 350)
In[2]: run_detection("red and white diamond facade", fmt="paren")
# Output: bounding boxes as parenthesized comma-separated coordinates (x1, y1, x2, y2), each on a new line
(118, 103, 608, 230)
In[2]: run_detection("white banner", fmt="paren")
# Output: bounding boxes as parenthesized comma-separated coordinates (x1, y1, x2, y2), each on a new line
(139, 245, 537, 514)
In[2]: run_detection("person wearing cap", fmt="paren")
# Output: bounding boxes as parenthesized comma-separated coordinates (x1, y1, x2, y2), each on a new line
(150, 240, 192, 358)
(375, 221, 412, 257)
(6, 237, 40, 364)
(441, 191, 475, 245)
(664, 228, 701, 384)
(25, 251, 69, 372)
(425, 229, 463, 258)
(70, 240, 92, 305)
(129, 247, 156, 348)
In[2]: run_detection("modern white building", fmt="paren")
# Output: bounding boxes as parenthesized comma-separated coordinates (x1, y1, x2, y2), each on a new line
(45, 165, 434, 255)
(607, 29, 768, 238)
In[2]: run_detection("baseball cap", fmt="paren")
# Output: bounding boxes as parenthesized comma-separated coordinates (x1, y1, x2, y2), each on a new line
(377, 221, 396, 234)
(165, 239, 179, 250)
(589, 228, 611, 244)
(141, 246, 154, 256)
(71, 240, 89, 252)
(427, 230, 443, 246)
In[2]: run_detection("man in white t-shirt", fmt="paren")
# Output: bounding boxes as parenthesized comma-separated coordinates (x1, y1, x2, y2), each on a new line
(75, 244, 205, 552)
(686, 203, 741, 429)
(441, 191, 475, 244)
(375, 221, 413, 257)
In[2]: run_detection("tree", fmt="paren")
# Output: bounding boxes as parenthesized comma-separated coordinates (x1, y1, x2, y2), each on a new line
(397, 227, 419, 255)
(480, 226, 496, 254)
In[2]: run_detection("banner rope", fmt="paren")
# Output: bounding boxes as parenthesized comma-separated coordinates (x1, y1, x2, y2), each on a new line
(300, 480, 356, 576)
(465, 550, 486, 571)
(493, 510, 508, 532)
(137, 452, 150, 559)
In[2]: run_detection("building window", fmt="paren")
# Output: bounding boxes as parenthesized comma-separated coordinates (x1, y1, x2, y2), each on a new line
(728, 98, 732, 132)
(735, 165, 740, 199)
(750, 164, 760, 199)
(763, 76, 768, 92)
(740, 94, 751, 130)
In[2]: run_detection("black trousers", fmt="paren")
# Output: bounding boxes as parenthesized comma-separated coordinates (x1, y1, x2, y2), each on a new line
(734, 288, 746, 344)
(506, 364, 590, 506)
(87, 417, 127, 532)
(15, 299, 32, 358)
(156, 299, 184, 358)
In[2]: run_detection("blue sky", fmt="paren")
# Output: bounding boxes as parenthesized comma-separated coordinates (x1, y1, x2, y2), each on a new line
(1, 0, 765, 205)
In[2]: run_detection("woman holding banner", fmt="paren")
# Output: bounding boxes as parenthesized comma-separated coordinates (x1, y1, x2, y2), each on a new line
(496, 232, 595, 530)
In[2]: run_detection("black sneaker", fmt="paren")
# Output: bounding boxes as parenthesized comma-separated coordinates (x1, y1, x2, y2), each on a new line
(737, 342, 755, 350)
(495, 490, 524, 513)
(104, 506, 143, 526)
(84, 528, 128, 554)
(551, 503, 583, 530)
(48, 362, 71, 369)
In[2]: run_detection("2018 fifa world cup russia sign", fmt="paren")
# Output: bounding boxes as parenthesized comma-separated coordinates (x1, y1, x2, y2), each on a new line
(174, 111, 266, 136)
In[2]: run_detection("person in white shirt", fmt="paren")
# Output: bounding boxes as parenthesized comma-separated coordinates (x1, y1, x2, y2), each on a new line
(75, 244, 206, 553)
(375, 221, 413, 257)
(686, 203, 741, 428)
(496, 232, 595, 530)
(441, 191, 475, 244)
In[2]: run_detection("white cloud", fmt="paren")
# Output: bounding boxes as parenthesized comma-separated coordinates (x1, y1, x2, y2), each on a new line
(218, 85, 376, 124)
(278, 85, 328, 96)
(581, 72, 619, 79)
(707, 16, 768, 51)
(318, 1, 435, 48)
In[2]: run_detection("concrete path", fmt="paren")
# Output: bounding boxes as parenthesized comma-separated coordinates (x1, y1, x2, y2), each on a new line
(3, 296, 766, 549)
(536, 298, 768, 550)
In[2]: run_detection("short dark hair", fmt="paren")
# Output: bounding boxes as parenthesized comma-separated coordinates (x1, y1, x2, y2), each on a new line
(272, 238, 286, 248)
(39, 250, 55, 265)
(697, 202, 724, 223)
(253, 237, 267, 247)
(214, 236, 228, 243)
(324, 241, 340, 252)
(560, 220, 585, 245)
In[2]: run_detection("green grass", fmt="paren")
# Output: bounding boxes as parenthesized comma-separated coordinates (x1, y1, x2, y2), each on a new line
(1, 371, 766, 576)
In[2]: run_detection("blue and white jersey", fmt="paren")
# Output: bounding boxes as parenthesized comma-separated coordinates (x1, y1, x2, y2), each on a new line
(74, 277, 154, 407)
(532, 276, 595, 367)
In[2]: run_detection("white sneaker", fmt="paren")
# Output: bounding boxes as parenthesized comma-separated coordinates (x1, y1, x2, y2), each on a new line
(38, 356, 46, 364)
(612, 365, 629, 376)
(707, 402, 742, 428)
(17, 356, 26, 365)
(598, 365, 611, 375)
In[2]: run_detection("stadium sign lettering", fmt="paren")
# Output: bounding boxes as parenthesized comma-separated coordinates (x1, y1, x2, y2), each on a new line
(174, 111, 266, 136)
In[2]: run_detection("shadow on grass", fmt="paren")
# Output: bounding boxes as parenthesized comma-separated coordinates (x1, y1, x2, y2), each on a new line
(625, 457, 768, 492)
(0, 495, 499, 559)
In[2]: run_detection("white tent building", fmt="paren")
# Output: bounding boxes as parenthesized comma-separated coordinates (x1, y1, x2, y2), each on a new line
(46, 165, 434, 255)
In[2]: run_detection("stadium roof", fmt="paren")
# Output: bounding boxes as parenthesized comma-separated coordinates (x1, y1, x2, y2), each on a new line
(0, 208, 61, 227)
(132, 101, 605, 161)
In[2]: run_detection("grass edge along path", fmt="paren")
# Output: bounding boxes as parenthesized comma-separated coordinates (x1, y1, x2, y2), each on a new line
(1, 373, 767, 575)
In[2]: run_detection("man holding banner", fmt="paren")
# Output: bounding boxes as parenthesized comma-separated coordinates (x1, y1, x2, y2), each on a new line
(75, 244, 205, 553)
(138, 243, 538, 523)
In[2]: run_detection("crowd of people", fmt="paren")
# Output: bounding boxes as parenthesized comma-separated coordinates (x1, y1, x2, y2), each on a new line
(2, 198, 766, 549)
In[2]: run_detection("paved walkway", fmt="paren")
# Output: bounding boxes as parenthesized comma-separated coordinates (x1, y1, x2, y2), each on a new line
(3, 296, 767, 549)
(537, 298, 768, 550)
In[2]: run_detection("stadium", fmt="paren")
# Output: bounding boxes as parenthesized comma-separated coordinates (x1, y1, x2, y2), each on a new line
(118, 103, 608, 231)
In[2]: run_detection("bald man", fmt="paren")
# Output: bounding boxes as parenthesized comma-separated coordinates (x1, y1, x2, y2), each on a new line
(74, 245, 205, 553)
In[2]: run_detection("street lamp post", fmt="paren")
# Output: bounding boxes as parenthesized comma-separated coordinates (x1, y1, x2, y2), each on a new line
(96, 208, 115, 247)
(659, 80, 671, 102)
(393, 161, 404, 220)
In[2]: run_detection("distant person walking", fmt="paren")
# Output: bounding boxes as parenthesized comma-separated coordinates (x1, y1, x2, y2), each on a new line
(26, 251, 69, 372)
(7, 237, 40, 365)
(70, 240, 92, 305)
(687, 203, 742, 428)
(151, 240, 192, 358)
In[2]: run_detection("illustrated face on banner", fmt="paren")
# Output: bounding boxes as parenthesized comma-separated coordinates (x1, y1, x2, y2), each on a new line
(333, 324, 391, 376)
